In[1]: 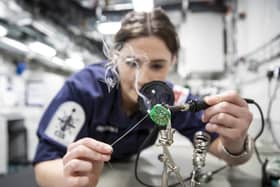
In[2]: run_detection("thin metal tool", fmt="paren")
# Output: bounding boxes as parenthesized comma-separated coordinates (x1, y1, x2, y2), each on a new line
(107, 113, 149, 169)
(111, 113, 149, 146)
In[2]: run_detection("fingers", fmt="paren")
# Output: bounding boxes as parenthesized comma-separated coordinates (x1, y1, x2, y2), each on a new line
(64, 138, 112, 164)
(68, 138, 112, 154)
(204, 90, 248, 107)
(206, 122, 247, 141)
(205, 111, 248, 140)
(207, 112, 238, 129)
(64, 159, 93, 176)
(63, 141, 112, 165)
(202, 101, 251, 123)
(65, 176, 90, 187)
(63, 138, 110, 187)
(65, 166, 102, 187)
(63, 138, 112, 176)
(202, 91, 253, 142)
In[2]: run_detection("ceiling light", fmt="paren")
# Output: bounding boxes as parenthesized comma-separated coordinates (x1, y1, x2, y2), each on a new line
(0, 37, 28, 54)
(65, 54, 85, 70)
(52, 56, 65, 66)
(29, 41, 57, 58)
(132, 0, 154, 12)
(0, 25, 8, 37)
(97, 21, 121, 35)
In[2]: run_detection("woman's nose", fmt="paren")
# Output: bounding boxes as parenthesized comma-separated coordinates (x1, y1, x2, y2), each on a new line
(136, 69, 152, 87)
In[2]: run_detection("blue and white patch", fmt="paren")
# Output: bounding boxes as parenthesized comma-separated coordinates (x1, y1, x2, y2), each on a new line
(45, 101, 85, 146)
(173, 85, 190, 105)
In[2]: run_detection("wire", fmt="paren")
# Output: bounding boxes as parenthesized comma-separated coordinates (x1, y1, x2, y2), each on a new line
(134, 126, 160, 187)
(254, 143, 264, 165)
(244, 98, 265, 165)
(244, 98, 265, 142)
(111, 113, 149, 146)
(266, 79, 280, 148)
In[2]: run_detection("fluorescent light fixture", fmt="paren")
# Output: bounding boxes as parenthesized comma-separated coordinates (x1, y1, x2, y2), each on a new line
(29, 41, 57, 58)
(65, 55, 85, 70)
(0, 37, 28, 53)
(97, 21, 121, 35)
(132, 0, 154, 12)
(52, 56, 65, 66)
(0, 25, 8, 37)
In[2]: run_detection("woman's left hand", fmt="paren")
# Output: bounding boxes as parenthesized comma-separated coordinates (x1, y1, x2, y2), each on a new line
(202, 90, 253, 154)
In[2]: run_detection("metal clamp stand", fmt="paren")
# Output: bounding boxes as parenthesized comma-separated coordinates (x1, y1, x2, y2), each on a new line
(190, 167, 200, 187)
(190, 131, 211, 187)
(158, 121, 185, 187)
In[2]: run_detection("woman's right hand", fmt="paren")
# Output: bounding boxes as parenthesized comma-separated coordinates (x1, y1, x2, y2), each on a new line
(62, 138, 113, 187)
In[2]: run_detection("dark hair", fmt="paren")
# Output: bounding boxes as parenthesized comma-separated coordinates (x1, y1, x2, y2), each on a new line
(114, 8, 180, 57)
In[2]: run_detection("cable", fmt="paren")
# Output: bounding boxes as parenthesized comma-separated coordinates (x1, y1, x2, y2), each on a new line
(243, 98, 265, 165)
(243, 98, 265, 142)
(134, 126, 161, 187)
(266, 80, 280, 148)
(246, 93, 280, 187)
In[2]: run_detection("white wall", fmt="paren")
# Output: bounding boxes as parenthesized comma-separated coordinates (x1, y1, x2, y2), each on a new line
(237, 0, 280, 57)
(0, 57, 66, 161)
(177, 12, 224, 78)
(23, 71, 66, 160)
(236, 0, 280, 148)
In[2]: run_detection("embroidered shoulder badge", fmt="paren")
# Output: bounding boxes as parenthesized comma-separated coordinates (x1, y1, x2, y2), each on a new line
(45, 101, 85, 146)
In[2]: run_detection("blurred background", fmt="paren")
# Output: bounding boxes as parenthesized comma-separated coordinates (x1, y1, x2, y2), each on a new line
(0, 0, 280, 186)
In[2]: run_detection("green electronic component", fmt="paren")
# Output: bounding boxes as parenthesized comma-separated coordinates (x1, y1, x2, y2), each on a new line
(149, 104, 171, 127)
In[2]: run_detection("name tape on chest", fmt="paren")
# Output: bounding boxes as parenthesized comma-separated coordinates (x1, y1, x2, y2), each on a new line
(96, 125, 119, 133)
(45, 101, 85, 146)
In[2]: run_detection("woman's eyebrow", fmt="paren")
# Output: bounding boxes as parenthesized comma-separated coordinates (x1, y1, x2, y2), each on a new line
(150, 59, 168, 63)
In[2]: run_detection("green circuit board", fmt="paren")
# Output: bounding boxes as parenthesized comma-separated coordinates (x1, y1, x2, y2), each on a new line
(149, 104, 171, 127)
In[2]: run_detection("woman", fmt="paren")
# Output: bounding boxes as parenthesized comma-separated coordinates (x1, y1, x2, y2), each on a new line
(33, 8, 253, 187)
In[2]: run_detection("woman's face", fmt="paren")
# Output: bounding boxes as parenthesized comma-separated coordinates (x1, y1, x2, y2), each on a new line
(117, 36, 174, 107)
